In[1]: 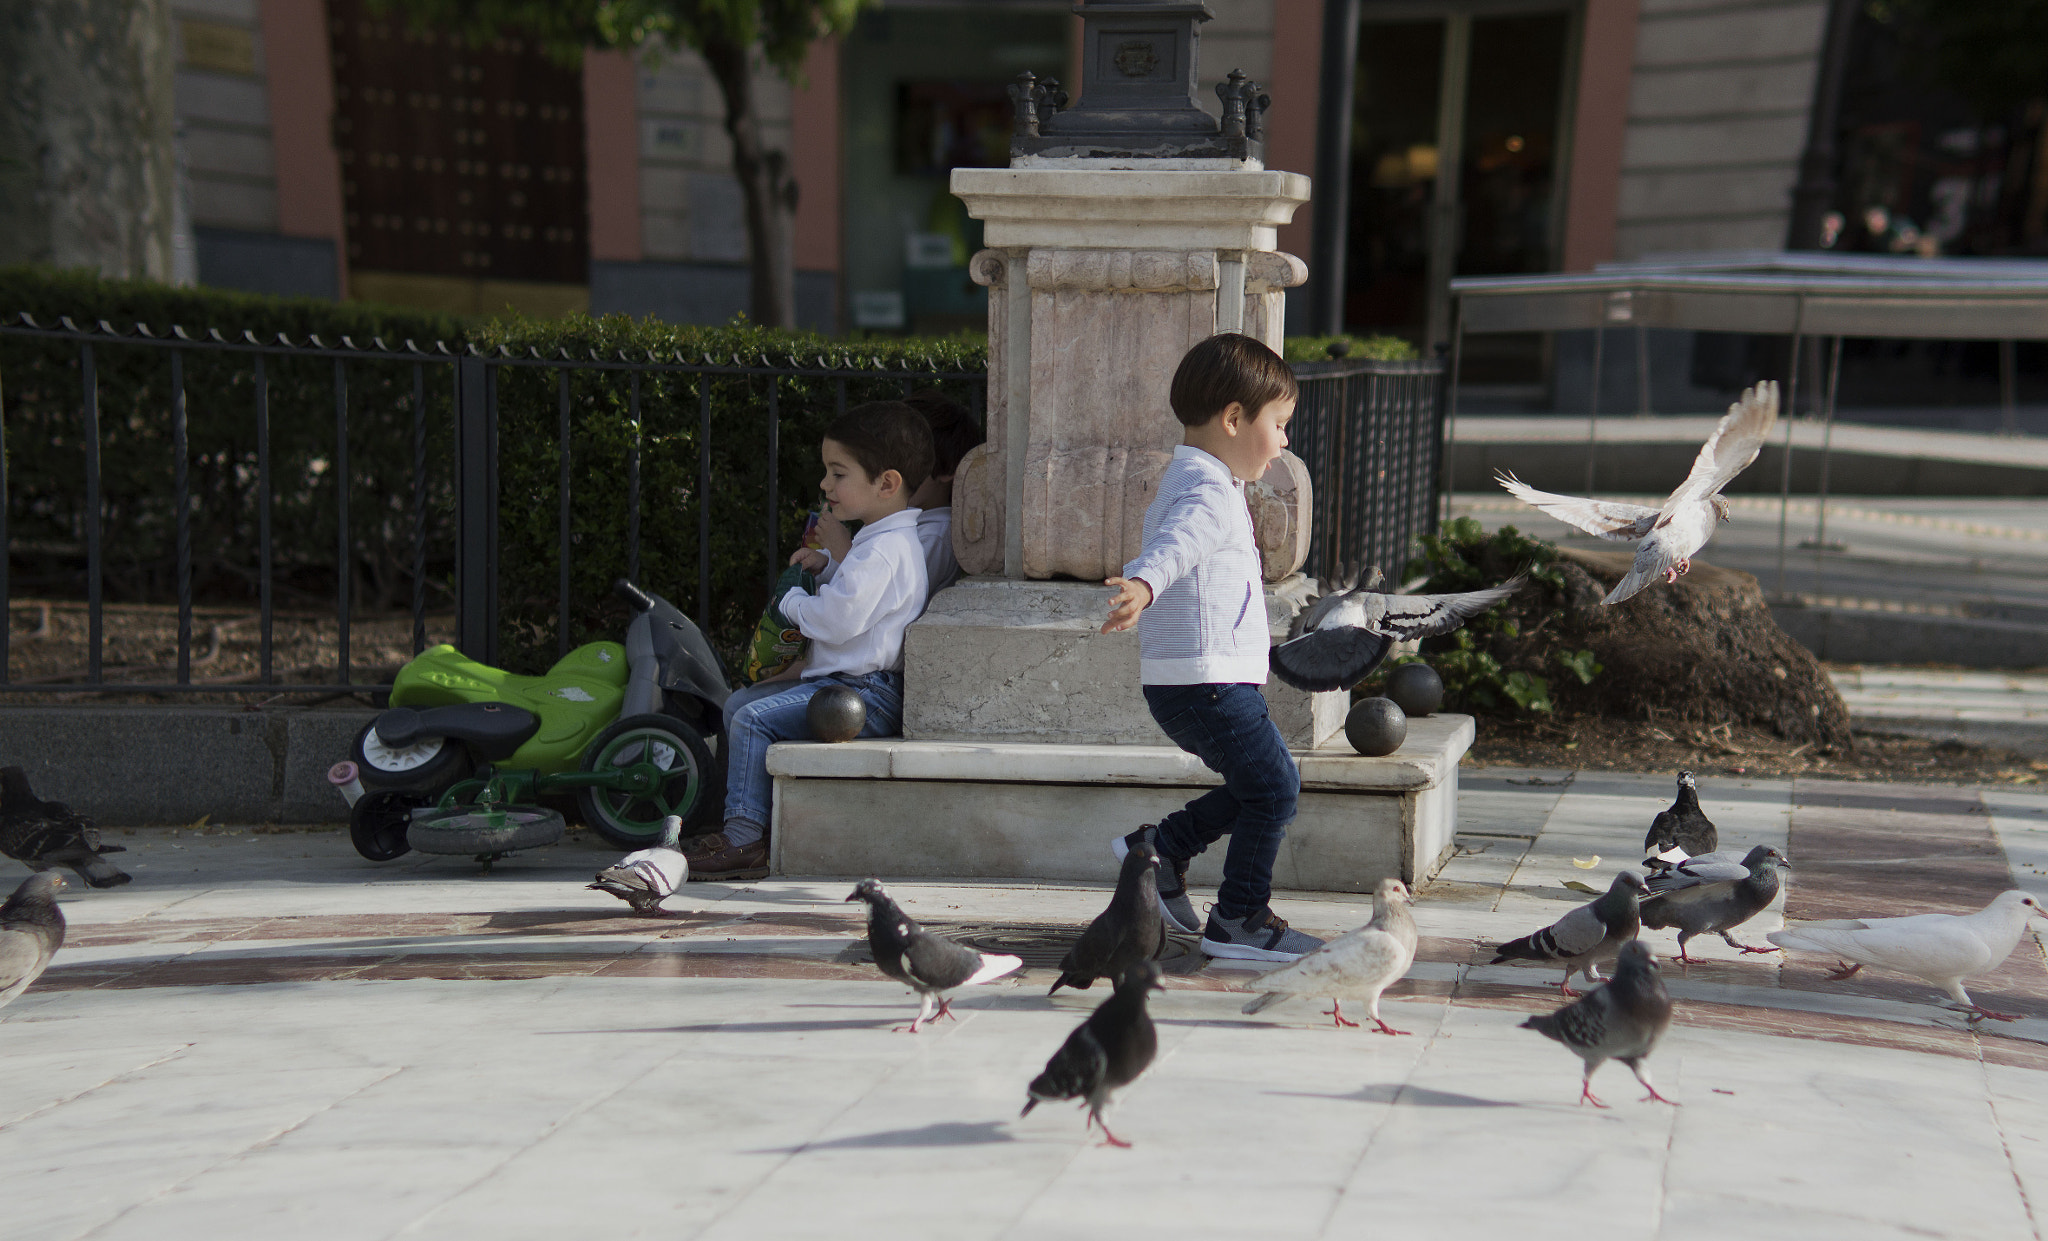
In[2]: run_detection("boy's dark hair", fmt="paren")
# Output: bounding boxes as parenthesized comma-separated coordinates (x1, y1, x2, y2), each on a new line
(904, 389, 985, 477)
(825, 400, 935, 493)
(1168, 332, 1299, 427)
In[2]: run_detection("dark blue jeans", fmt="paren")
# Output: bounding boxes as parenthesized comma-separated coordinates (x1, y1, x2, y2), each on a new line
(1143, 683, 1299, 921)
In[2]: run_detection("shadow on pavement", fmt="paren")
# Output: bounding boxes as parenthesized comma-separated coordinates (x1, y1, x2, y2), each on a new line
(751, 1120, 1018, 1152)
(1269, 1083, 1517, 1108)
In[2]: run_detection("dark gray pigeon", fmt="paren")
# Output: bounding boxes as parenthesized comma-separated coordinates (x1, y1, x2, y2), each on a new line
(0, 768, 129, 889)
(847, 878, 1021, 1033)
(1022, 960, 1164, 1147)
(1642, 771, 1717, 864)
(1051, 830, 1167, 996)
(1490, 871, 1648, 996)
(0, 872, 67, 1012)
(588, 815, 688, 915)
(1520, 940, 1676, 1107)
(1270, 572, 1526, 693)
(1640, 845, 1787, 963)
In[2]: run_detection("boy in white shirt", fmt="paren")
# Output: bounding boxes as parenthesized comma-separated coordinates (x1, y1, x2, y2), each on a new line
(1100, 333, 1324, 962)
(904, 389, 985, 596)
(686, 402, 933, 880)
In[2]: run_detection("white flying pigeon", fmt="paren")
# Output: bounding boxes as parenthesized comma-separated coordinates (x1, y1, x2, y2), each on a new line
(1241, 877, 1418, 1033)
(847, 878, 1023, 1032)
(0, 872, 66, 1012)
(1767, 889, 2045, 1021)
(587, 815, 689, 916)
(1520, 940, 1676, 1108)
(1270, 570, 1526, 693)
(1497, 380, 1779, 605)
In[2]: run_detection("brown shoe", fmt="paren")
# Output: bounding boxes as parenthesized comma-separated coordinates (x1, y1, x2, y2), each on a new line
(686, 835, 769, 881)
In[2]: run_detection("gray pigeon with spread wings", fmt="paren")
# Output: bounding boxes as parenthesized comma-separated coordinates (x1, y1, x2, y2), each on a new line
(588, 815, 688, 916)
(1490, 871, 1648, 996)
(1497, 381, 1779, 605)
(0, 873, 66, 1012)
(1242, 878, 1417, 1032)
(1520, 940, 1676, 1107)
(847, 878, 1022, 1032)
(1271, 571, 1526, 693)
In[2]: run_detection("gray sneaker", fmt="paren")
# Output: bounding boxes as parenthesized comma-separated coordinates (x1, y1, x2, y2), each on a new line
(1201, 908, 1325, 962)
(1111, 827, 1200, 935)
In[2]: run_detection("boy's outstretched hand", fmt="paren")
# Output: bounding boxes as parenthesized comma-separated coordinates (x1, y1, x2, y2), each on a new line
(1101, 576, 1153, 633)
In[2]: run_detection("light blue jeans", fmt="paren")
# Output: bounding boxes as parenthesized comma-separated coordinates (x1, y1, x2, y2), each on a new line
(720, 670, 905, 846)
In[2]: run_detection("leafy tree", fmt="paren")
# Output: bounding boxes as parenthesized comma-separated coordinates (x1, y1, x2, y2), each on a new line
(378, 0, 869, 328)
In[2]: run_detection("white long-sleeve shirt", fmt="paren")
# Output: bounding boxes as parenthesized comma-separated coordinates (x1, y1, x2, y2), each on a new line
(1121, 445, 1268, 685)
(917, 507, 961, 595)
(781, 507, 928, 678)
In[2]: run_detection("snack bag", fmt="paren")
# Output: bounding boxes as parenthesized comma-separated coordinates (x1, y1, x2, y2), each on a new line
(743, 561, 818, 684)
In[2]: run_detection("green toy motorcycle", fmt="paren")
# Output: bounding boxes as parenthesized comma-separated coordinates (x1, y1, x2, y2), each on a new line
(336, 580, 729, 863)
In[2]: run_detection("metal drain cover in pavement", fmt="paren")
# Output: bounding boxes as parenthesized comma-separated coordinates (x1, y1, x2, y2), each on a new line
(839, 922, 1207, 975)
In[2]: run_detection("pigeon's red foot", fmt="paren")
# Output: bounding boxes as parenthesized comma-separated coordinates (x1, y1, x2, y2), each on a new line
(1370, 1019, 1410, 1037)
(1325, 1003, 1360, 1028)
(1578, 1083, 1610, 1109)
(1825, 961, 1863, 981)
(1966, 1006, 2022, 1022)
(1677, 559, 1692, 576)
(1089, 1114, 1132, 1148)
(933, 997, 959, 1022)
(891, 1020, 925, 1034)
(1736, 943, 1779, 955)
(1558, 981, 1583, 999)
(1640, 1086, 1682, 1107)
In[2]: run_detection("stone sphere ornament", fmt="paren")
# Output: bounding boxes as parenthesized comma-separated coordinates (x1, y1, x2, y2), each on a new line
(806, 685, 867, 743)
(1345, 697, 1408, 757)
(1384, 663, 1444, 718)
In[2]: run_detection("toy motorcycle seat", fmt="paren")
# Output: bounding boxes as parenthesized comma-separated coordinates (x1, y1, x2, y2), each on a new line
(374, 703, 541, 761)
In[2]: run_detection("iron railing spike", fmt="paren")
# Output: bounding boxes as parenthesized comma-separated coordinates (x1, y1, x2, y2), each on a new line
(133, 323, 156, 339)
(208, 327, 228, 342)
(14, 312, 36, 328)
(244, 330, 262, 345)
(304, 334, 321, 348)
(97, 318, 119, 335)
(59, 315, 80, 332)
(171, 324, 192, 341)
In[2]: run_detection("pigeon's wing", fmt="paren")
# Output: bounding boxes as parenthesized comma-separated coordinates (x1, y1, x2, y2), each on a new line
(1644, 860, 1746, 894)
(1668, 382, 1779, 506)
(1531, 987, 1616, 1055)
(1290, 588, 1356, 639)
(1029, 1022, 1108, 1105)
(592, 864, 657, 895)
(1363, 576, 1528, 641)
(1769, 916, 1998, 979)
(902, 930, 988, 991)
(0, 927, 50, 997)
(1603, 515, 1703, 605)
(1544, 902, 1613, 957)
(1639, 880, 1738, 928)
(1264, 928, 1407, 997)
(1496, 472, 1661, 541)
(1271, 628, 1393, 693)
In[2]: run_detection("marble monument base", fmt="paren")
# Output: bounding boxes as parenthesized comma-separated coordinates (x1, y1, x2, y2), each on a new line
(901, 577, 1345, 748)
(763, 715, 1472, 892)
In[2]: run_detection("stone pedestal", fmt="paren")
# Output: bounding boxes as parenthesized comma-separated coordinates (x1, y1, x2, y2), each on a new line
(903, 577, 1344, 748)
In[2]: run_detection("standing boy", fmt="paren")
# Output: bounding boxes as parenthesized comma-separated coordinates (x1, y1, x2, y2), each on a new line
(687, 401, 933, 880)
(1101, 333, 1323, 962)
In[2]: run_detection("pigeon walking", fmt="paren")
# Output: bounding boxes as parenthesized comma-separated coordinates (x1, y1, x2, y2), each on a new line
(588, 815, 688, 916)
(846, 878, 1022, 1033)
(1490, 871, 1649, 996)
(1520, 940, 1676, 1107)
(1242, 878, 1417, 1033)
(0, 768, 129, 889)
(1023, 960, 1164, 1148)
(1497, 381, 1778, 605)
(1643, 770, 1717, 864)
(1051, 831, 1168, 996)
(0, 873, 67, 1013)
(1640, 846, 1788, 963)
(1270, 570, 1526, 693)
(1767, 890, 2045, 1021)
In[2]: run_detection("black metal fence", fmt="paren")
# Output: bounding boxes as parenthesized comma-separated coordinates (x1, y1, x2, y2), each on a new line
(0, 316, 1444, 696)
(1288, 354, 1447, 586)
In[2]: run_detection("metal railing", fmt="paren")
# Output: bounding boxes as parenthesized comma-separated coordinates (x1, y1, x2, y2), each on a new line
(0, 314, 981, 694)
(1289, 354, 1447, 586)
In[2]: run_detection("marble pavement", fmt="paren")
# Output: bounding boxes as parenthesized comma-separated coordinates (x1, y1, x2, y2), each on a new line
(4, 769, 2048, 1240)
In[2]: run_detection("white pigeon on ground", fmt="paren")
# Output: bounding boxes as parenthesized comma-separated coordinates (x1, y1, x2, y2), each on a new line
(587, 816, 688, 916)
(1496, 380, 1779, 605)
(1767, 889, 2045, 1021)
(1241, 878, 1418, 1033)
(0, 872, 66, 1012)
(1270, 570, 1526, 693)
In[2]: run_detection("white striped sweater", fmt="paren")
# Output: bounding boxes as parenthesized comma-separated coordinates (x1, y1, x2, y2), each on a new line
(1122, 445, 1268, 685)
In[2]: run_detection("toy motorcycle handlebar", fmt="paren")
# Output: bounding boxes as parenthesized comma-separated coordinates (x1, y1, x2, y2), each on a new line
(614, 578, 655, 612)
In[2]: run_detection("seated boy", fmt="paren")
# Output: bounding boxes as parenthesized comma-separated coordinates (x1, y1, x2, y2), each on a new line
(1101, 333, 1324, 962)
(687, 401, 934, 880)
(904, 389, 985, 595)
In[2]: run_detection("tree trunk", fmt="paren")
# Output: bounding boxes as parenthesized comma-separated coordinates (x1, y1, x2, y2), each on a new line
(0, 0, 178, 279)
(700, 33, 797, 329)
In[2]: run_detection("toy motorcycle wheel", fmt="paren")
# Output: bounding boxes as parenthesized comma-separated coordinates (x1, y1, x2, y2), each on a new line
(350, 789, 432, 862)
(351, 722, 472, 792)
(577, 713, 716, 849)
(407, 805, 565, 857)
